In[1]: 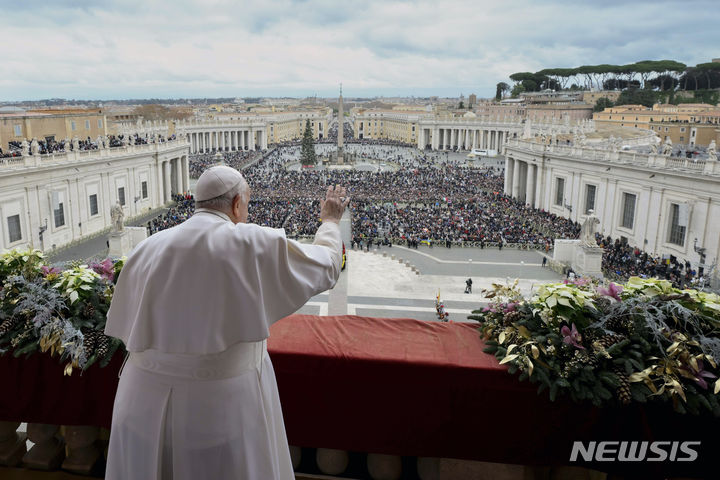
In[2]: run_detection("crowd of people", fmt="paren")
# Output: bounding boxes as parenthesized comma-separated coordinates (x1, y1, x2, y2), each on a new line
(598, 235, 704, 288)
(1, 133, 175, 158)
(171, 142, 707, 287)
(147, 194, 195, 235)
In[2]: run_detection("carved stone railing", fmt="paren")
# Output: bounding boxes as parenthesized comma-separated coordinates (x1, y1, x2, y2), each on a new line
(0, 139, 190, 171)
(507, 139, 720, 177)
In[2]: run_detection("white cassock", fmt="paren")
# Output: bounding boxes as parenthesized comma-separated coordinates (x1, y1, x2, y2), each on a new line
(104, 208, 341, 480)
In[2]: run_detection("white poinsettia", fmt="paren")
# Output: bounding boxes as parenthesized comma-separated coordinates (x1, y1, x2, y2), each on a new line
(52, 265, 100, 304)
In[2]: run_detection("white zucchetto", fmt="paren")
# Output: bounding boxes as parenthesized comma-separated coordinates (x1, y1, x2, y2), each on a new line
(195, 166, 245, 201)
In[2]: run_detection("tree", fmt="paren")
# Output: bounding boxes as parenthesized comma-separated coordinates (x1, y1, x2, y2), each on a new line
(593, 97, 614, 112)
(510, 83, 526, 98)
(300, 120, 317, 166)
(495, 82, 509, 100)
(458, 101, 465, 109)
(615, 88, 658, 108)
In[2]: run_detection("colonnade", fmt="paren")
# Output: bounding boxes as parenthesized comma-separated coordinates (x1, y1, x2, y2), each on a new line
(184, 129, 267, 154)
(504, 156, 542, 209)
(158, 155, 190, 202)
(417, 127, 515, 151)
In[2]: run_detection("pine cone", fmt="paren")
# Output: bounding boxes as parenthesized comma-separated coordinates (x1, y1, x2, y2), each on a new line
(95, 334, 109, 359)
(594, 334, 625, 350)
(0, 317, 18, 337)
(503, 310, 523, 326)
(82, 304, 96, 320)
(82, 330, 98, 354)
(614, 367, 632, 405)
(604, 315, 629, 333)
(594, 297, 612, 313)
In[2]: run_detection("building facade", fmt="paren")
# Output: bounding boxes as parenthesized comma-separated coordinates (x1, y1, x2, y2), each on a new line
(175, 109, 331, 154)
(351, 109, 577, 151)
(594, 103, 720, 146)
(0, 139, 189, 251)
(1, 109, 108, 151)
(504, 139, 720, 272)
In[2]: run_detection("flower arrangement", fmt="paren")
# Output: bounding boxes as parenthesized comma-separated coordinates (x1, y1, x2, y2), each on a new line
(0, 248, 125, 375)
(469, 277, 720, 416)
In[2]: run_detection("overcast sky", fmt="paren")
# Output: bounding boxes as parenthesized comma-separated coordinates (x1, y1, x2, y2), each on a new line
(1, 0, 718, 101)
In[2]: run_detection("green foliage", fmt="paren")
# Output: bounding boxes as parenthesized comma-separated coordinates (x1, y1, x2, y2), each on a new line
(615, 88, 659, 108)
(458, 101, 465, 109)
(593, 97, 614, 112)
(495, 82, 509, 101)
(300, 119, 317, 166)
(0, 248, 126, 375)
(471, 278, 720, 416)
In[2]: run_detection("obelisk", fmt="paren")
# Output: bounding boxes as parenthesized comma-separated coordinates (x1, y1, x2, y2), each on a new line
(337, 83, 344, 164)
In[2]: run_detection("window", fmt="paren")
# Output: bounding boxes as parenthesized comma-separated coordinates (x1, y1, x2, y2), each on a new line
(13, 125, 22, 136)
(85, 120, 90, 129)
(54, 202, 65, 228)
(585, 185, 596, 214)
(141, 181, 148, 199)
(7, 215, 21, 243)
(621, 193, 636, 229)
(680, 136, 684, 142)
(118, 187, 126, 206)
(555, 178, 565, 206)
(89, 194, 99, 216)
(668, 203, 687, 246)
(98, 119, 103, 128)
(71, 121, 77, 131)
(680, 127, 685, 132)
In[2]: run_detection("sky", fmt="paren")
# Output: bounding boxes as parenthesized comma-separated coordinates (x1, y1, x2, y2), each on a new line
(1, 0, 718, 101)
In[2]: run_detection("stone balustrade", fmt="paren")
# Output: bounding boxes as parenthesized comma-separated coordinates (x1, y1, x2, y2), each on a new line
(507, 138, 720, 177)
(0, 138, 190, 171)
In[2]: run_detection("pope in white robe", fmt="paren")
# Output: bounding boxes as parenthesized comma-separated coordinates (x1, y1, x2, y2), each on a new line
(104, 166, 348, 480)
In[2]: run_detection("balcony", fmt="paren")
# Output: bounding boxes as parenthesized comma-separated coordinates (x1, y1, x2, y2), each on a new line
(0, 314, 715, 479)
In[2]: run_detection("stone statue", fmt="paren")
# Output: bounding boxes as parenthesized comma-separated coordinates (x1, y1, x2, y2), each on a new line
(96, 135, 105, 149)
(20, 139, 29, 156)
(129, 135, 136, 146)
(580, 210, 600, 247)
(72, 137, 80, 151)
(650, 142, 657, 155)
(64, 138, 71, 153)
(110, 203, 124, 232)
(30, 138, 39, 155)
(707, 140, 717, 161)
(662, 137, 673, 156)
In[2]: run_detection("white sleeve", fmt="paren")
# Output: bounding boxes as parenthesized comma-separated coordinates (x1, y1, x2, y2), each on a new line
(260, 221, 342, 323)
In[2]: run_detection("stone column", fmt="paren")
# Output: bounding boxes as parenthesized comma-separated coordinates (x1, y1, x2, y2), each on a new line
(249, 129, 255, 150)
(504, 157, 513, 195)
(432, 128, 438, 150)
(0, 421, 26, 466)
(183, 156, 190, 193)
(511, 159, 521, 199)
(528, 164, 537, 208)
(163, 161, 171, 203)
(526, 162, 535, 207)
(62, 426, 101, 475)
(535, 162, 545, 208)
(23, 424, 65, 470)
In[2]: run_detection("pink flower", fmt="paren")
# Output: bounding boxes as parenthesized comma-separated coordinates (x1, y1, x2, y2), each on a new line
(90, 258, 115, 282)
(685, 360, 717, 390)
(597, 282, 623, 302)
(40, 265, 61, 276)
(561, 323, 585, 350)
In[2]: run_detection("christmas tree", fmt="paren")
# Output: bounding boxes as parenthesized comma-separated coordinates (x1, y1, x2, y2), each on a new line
(300, 119, 317, 166)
